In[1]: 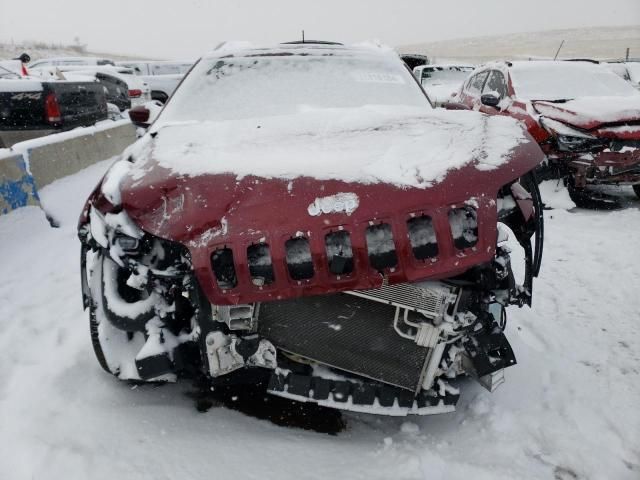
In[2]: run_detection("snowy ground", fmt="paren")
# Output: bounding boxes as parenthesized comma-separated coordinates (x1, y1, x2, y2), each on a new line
(0, 160, 639, 480)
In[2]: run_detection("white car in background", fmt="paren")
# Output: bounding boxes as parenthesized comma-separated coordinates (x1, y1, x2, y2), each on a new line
(31, 65, 152, 108)
(28, 56, 115, 68)
(413, 64, 474, 106)
(116, 60, 194, 103)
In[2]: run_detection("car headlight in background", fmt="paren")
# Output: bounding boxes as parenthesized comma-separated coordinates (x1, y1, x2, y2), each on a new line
(540, 117, 605, 152)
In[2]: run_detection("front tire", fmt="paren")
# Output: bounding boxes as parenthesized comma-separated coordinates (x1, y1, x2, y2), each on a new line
(86, 252, 147, 379)
(633, 185, 640, 199)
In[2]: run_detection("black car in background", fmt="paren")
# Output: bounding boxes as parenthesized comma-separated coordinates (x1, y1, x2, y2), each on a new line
(0, 65, 108, 148)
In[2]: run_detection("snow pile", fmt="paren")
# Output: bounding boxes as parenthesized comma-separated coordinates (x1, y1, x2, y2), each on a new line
(129, 107, 527, 189)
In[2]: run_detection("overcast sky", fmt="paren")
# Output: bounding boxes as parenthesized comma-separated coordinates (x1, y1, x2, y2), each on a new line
(1, 0, 638, 59)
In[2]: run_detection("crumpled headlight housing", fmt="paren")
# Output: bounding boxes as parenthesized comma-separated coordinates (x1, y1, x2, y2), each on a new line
(540, 117, 605, 152)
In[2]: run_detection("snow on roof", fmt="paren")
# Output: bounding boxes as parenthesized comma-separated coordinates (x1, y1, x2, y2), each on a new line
(0, 78, 43, 92)
(30, 56, 111, 63)
(128, 106, 527, 189)
(206, 41, 395, 60)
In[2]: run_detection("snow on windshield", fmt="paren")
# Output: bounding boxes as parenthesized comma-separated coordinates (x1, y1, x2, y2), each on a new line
(158, 50, 430, 123)
(510, 62, 639, 101)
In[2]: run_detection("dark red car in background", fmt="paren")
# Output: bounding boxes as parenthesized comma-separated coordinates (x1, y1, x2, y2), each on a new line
(455, 61, 640, 207)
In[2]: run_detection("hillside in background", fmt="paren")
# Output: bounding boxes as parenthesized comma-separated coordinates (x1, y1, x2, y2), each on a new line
(3, 26, 638, 65)
(0, 40, 151, 62)
(398, 25, 640, 63)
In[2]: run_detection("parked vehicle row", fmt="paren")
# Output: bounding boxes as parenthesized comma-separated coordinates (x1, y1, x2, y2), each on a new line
(31, 65, 152, 111)
(116, 60, 193, 103)
(0, 54, 193, 148)
(0, 64, 108, 148)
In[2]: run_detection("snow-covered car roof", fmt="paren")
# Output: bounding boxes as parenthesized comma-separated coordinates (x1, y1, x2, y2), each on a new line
(28, 56, 115, 68)
(204, 41, 396, 60)
(29, 65, 148, 91)
(0, 77, 44, 92)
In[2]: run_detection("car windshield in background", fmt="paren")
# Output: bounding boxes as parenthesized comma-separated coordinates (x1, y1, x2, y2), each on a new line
(421, 67, 473, 84)
(511, 62, 640, 100)
(160, 50, 430, 123)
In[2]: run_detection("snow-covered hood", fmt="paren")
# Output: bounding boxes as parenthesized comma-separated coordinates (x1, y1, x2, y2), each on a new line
(99, 106, 544, 304)
(532, 96, 640, 131)
(112, 107, 541, 245)
(137, 106, 528, 188)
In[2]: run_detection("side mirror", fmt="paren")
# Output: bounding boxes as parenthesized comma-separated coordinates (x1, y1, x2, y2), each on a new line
(442, 101, 471, 111)
(129, 105, 150, 128)
(481, 93, 500, 108)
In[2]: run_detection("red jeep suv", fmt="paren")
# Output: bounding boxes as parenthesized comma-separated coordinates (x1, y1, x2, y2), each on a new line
(455, 61, 640, 207)
(79, 42, 544, 417)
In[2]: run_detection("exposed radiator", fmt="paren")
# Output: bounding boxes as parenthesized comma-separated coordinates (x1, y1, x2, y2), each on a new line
(258, 286, 454, 392)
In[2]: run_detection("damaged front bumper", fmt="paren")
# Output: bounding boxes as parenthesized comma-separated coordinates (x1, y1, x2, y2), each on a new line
(79, 174, 543, 416)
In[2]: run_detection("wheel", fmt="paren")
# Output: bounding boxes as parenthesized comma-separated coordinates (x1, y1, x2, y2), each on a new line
(567, 183, 621, 210)
(85, 251, 147, 379)
(633, 185, 640, 199)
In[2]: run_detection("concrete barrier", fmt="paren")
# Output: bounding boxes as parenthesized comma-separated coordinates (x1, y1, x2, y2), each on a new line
(25, 121, 136, 189)
(0, 153, 40, 215)
(0, 119, 135, 216)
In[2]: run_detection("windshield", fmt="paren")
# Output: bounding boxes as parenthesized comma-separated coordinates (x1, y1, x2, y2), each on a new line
(159, 50, 430, 123)
(511, 62, 639, 100)
(420, 66, 473, 85)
